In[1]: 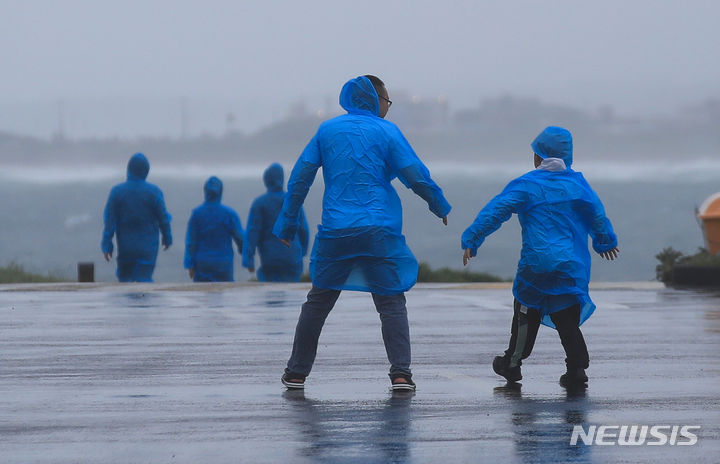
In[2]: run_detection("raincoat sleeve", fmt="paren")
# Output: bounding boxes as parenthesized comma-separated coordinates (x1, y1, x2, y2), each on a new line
(242, 200, 262, 269)
(183, 212, 197, 269)
(298, 207, 310, 257)
(230, 209, 244, 254)
(461, 179, 529, 256)
(273, 135, 321, 241)
(101, 188, 117, 254)
(388, 128, 452, 218)
(155, 190, 172, 247)
(584, 189, 618, 254)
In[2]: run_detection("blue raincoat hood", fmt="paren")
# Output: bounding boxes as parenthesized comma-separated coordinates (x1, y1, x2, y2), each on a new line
(531, 126, 573, 167)
(204, 176, 223, 202)
(127, 153, 150, 180)
(339, 76, 379, 117)
(263, 163, 284, 193)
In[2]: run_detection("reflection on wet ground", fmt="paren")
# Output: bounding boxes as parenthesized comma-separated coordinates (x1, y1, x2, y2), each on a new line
(283, 390, 414, 463)
(494, 383, 591, 464)
(0, 284, 718, 463)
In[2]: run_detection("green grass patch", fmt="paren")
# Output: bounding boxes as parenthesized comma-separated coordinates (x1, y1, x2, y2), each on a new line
(0, 262, 67, 283)
(417, 262, 507, 283)
(300, 262, 508, 284)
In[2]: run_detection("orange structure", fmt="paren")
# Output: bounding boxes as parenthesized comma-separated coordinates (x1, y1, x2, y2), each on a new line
(698, 193, 720, 255)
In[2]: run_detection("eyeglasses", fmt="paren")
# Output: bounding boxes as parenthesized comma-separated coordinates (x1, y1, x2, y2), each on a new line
(378, 95, 392, 107)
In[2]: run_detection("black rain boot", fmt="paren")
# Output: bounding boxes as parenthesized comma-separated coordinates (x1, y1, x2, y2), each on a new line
(493, 355, 522, 382)
(559, 367, 588, 387)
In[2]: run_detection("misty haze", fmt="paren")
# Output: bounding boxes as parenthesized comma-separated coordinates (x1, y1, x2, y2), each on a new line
(1, 0, 718, 282)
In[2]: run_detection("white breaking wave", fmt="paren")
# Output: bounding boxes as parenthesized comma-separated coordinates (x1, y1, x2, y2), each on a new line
(0, 163, 273, 184)
(428, 158, 720, 183)
(2, 158, 720, 184)
(64, 213, 92, 229)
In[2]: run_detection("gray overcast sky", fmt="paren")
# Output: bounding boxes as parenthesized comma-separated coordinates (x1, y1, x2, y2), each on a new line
(1, 0, 718, 137)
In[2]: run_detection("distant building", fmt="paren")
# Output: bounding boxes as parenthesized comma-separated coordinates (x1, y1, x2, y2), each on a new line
(387, 92, 450, 133)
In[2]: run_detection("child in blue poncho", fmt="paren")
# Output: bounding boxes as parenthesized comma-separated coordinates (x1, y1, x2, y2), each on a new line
(461, 127, 618, 387)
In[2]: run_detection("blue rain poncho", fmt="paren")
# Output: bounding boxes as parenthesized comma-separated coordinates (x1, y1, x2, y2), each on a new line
(184, 176, 244, 282)
(273, 76, 452, 295)
(242, 163, 309, 282)
(101, 153, 172, 282)
(461, 127, 617, 328)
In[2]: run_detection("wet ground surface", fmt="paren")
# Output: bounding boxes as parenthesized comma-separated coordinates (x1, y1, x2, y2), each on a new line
(0, 282, 718, 463)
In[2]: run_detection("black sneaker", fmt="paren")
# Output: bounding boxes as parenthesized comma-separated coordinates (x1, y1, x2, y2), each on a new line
(559, 368, 588, 387)
(493, 355, 522, 382)
(281, 371, 306, 390)
(390, 373, 416, 392)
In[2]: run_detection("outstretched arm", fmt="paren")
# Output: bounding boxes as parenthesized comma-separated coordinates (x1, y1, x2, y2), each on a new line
(389, 129, 452, 223)
(397, 163, 452, 222)
(155, 190, 172, 250)
(230, 210, 244, 254)
(298, 207, 310, 256)
(242, 203, 261, 270)
(461, 181, 528, 265)
(273, 135, 321, 243)
(584, 188, 619, 259)
(183, 213, 197, 271)
(101, 190, 116, 261)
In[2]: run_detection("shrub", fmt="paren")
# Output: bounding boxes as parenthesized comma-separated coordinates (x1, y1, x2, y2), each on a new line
(417, 262, 507, 283)
(655, 247, 720, 283)
(0, 262, 66, 283)
(299, 262, 507, 284)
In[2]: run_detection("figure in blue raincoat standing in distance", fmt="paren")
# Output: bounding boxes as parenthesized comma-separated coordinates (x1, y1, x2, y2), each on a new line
(184, 176, 244, 282)
(101, 152, 172, 282)
(242, 163, 308, 282)
(461, 126, 619, 387)
(274, 75, 452, 392)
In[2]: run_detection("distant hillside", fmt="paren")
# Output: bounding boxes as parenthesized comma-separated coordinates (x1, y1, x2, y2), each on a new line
(2, 96, 718, 165)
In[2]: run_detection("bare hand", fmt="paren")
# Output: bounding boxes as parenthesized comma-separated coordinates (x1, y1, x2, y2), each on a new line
(600, 247, 619, 260)
(442, 216, 448, 226)
(188, 268, 195, 279)
(280, 239, 291, 248)
(463, 248, 473, 266)
(103, 252, 112, 262)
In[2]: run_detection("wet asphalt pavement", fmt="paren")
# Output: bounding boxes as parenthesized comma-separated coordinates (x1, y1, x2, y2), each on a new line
(0, 282, 718, 463)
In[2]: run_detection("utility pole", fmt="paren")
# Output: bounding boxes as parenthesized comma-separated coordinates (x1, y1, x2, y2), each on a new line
(55, 99, 66, 140)
(180, 97, 188, 139)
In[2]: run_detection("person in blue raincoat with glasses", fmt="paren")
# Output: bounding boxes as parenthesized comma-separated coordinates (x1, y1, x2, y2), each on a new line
(274, 75, 452, 392)
(462, 126, 619, 387)
(242, 163, 309, 282)
(101, 152, 172, 282)
(184, 176, 244, 282)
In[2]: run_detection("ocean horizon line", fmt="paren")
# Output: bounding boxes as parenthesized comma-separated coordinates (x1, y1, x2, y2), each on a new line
(1, 158, 719, 184)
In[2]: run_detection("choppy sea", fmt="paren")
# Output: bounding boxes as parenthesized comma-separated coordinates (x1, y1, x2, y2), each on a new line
(2, 159, 718, 283)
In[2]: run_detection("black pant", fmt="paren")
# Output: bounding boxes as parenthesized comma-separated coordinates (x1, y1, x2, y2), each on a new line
(286, 286, 411, 377)
(503, 299, 589, 370)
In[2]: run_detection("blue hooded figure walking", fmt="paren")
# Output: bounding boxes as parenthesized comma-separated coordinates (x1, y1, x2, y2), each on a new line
(101, 153, 172, 282)
(184, 176, 244, 282)
(242, 163, 309, 282)
(461, 126, 619, 387)
(274, 75, 452, 391)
